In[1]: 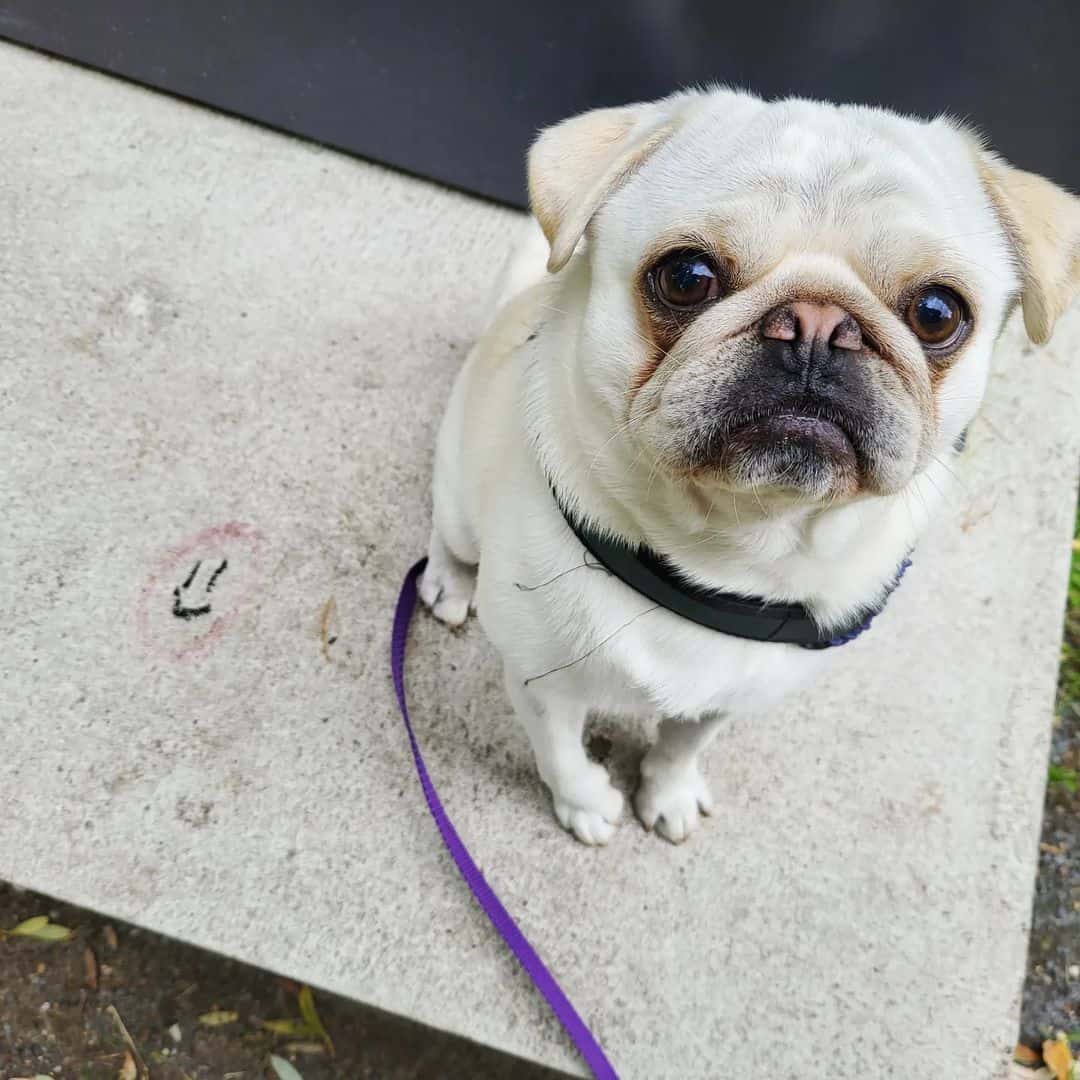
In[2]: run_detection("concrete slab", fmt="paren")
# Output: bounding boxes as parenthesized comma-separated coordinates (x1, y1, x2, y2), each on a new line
(2, 44, 1078, 1080)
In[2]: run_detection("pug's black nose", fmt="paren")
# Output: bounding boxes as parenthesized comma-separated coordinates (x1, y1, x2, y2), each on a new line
(759, 302, 863, 383)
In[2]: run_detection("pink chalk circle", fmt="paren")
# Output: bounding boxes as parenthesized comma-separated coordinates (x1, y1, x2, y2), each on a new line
(136, 521, 264, 663)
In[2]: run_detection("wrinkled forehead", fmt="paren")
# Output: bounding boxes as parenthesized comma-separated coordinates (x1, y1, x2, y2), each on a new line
(599, 96, 1010, 300)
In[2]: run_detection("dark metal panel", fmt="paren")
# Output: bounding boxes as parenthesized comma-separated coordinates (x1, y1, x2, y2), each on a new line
(1, 1, 1076, 207)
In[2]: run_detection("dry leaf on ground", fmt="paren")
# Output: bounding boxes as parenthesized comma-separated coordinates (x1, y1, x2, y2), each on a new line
(4, 915, 73, 942)
(117, 1052, 137, 1080)
(24, 923, 72, 941)
(10, 916, 48, 935)
(261, 1018, 315, 1038)
(1043, 1036, 1075, 1080)
(106, 1005, 149, 1080)
(297, 986, 333, 1056)
(84, 946, 99, 990)
(1016, 1044, 1043, 1066)
(268, 1055, 304, 1080)
(198, 1009, 239, 1027)
(284, 1041, 326, 1055)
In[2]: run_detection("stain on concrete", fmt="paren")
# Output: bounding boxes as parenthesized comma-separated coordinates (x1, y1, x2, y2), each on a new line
(176, 797, 215, 829)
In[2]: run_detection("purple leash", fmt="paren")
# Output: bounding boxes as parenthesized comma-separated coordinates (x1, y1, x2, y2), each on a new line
(391, 559, 619, 1080)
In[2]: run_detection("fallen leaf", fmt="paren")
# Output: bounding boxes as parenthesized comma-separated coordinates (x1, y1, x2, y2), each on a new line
(260, 1018, 315, 1038)
(297, 986, 333, 1056)
(268, 1056, 304, 1080)
(7, 916, 74, 942)
(318, 597, 338, 662)
(30, 923, 74, 941)
(37, 923, 74, 941)
(10, 916, 49, 935)
(84, 946, 99, 990)
(1014, 1043, 1043, 1066)
(106, 1004, 149, 1080)
(118, 1052, 137, 1080)
(103, 925, 119, 950)
(198, 1009, 239, 1027)
(284, 1042, 326, 1055)
(1043, 1035, 1074, 1080)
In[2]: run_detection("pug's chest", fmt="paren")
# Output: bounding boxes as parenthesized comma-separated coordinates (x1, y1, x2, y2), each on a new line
(525, 564, 831, 719)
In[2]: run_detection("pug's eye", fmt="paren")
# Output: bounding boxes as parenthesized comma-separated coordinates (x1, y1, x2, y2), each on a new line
(653, 251, 723, 308)
(906, 286, 967, 349)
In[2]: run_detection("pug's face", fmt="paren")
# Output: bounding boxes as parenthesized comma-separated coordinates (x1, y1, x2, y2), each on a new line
(530, 91, 1080, 503)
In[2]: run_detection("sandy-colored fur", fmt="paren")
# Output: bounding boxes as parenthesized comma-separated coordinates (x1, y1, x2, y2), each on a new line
(976, 152, 1080, 343)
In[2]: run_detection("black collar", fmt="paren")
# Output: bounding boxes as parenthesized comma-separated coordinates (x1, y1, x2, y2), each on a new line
(555, 492, 910, 650)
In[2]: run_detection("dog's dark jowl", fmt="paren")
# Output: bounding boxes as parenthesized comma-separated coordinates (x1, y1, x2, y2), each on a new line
(669, 303, 923, 500)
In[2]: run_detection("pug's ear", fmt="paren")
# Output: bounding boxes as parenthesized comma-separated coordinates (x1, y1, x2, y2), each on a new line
(978, 153, 1080, 345)
(528, 100, 682, 273)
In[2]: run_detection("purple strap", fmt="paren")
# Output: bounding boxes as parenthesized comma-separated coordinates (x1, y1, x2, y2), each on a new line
(391, 559, 619, 1080)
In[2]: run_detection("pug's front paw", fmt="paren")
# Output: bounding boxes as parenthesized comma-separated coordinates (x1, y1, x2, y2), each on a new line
(635, 759, 714, 844)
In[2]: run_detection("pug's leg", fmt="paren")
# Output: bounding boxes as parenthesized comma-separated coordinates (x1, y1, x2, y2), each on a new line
(635, 716, 724, 844)
(506, 674, 623, 846)
(420, 360, 479, 628)
(419, 527, 476, 628)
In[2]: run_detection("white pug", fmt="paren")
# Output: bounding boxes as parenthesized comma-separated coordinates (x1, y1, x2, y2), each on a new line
(420, 88, 1080, 845)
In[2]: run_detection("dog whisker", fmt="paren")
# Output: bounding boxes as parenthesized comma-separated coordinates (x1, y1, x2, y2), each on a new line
(929, 454, 968, 491)
(899, 487, 920, 534)
(917, 467, 950, 506)
(908, 473, 933, 519)
(587, 412, 650, 474)
(748, 478, 767, 516)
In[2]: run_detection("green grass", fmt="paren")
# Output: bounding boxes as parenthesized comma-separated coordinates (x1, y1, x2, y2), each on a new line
(1048, 764, 1079, 793)
(1059, 501, 1080, 709)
